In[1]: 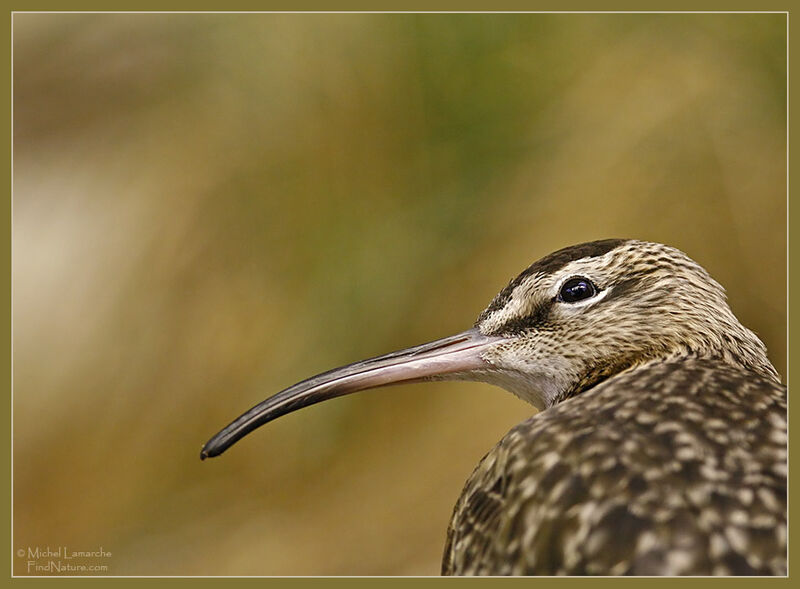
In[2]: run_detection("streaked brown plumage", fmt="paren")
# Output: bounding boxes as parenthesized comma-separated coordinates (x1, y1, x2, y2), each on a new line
(442, 358, 785, 575)
(202, 239, 787, 576)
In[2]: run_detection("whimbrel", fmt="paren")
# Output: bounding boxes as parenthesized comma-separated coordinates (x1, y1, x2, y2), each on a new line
(202, 239, 787, 576)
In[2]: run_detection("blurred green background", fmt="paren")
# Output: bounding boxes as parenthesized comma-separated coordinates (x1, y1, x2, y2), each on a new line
(13, 13, 786, 576)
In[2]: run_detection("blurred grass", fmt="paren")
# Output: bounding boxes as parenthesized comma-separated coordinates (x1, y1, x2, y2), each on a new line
(12, 13, 786, 575)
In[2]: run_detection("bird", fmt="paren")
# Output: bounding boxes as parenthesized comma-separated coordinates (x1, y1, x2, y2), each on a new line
(201, 238, 787, 576)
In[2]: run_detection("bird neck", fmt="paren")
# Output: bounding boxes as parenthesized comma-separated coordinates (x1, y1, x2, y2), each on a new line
(550, 346, 781, 408)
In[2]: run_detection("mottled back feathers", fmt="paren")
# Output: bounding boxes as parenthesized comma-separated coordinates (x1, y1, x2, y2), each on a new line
(443, 357, 786, 575)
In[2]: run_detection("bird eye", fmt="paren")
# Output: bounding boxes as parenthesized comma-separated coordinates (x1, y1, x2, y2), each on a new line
(558, 277, 597, 303)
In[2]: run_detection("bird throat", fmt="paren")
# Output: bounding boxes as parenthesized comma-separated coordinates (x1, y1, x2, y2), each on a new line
(550, 352, 657, 407)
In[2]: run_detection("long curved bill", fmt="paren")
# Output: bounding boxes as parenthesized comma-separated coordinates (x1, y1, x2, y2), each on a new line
(201, 327, 506, 459)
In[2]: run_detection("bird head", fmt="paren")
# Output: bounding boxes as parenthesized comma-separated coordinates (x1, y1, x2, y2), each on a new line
(201, 239, 777, 459)
(471, 239, 778, 409)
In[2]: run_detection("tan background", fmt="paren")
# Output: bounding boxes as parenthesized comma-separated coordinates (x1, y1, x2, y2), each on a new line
(13, 13, 786, 575)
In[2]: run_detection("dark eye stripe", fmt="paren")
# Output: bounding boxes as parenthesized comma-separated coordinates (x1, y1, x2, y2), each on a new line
(487, 300, 555, 336)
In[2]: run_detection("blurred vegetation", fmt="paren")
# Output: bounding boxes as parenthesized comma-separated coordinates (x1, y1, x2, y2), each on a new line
(13, 13, 785, 575)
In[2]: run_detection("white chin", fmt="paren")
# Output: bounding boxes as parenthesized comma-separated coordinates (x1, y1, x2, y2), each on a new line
(465, 368, 565, 411)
